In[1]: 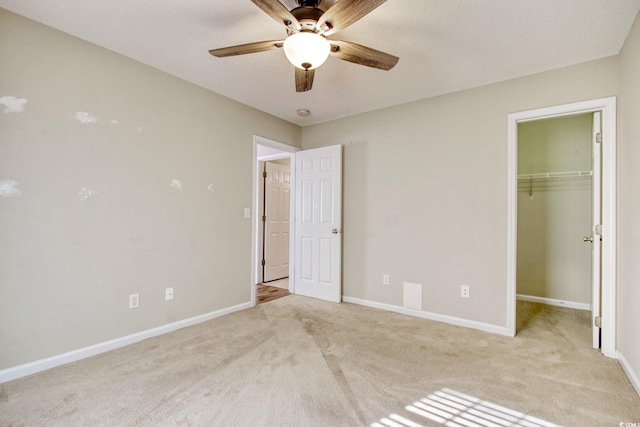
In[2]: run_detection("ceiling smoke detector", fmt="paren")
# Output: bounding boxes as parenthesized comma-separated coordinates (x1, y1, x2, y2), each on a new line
(297, 109, 311, 117)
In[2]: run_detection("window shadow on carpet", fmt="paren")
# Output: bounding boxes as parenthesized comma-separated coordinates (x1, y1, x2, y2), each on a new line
(373, 388, 559, 427)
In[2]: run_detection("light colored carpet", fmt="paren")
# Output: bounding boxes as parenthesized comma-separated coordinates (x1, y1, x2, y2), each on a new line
(1, 297, 638, 426)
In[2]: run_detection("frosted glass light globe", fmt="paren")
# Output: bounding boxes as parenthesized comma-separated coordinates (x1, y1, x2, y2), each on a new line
(283, 32, 330, 70)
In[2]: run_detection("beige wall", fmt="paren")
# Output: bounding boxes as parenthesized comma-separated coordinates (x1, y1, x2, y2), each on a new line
(516, 115, 593, 304)
(0, 9, 300, 369)
(302, 57, 619, 327)
(619, 11, 640, 391)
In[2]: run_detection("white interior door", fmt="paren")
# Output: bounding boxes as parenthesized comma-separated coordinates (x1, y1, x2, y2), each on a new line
(263, 162, 291, 282)
(591, 111, 602, 349)
(293, 145, 342, 303)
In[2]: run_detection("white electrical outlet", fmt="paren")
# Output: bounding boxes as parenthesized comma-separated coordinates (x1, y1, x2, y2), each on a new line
(461, 285, 470, 298)
(129, 293, 140, 309)
(165, 287, 174, 301)
(383, 274, 390, 285)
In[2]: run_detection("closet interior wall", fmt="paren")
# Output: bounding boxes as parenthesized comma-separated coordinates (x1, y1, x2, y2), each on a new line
(516, 113, 593, 307)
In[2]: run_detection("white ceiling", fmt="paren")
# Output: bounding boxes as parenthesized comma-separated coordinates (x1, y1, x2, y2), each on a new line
(1, 0, 639, 126)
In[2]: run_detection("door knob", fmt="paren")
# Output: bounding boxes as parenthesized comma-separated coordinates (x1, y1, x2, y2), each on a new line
(583, 236, 593, 243)
(332, 228, 341, 234)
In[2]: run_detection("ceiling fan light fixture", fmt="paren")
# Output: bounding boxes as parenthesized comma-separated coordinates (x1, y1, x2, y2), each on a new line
(283, 31, 330, 70)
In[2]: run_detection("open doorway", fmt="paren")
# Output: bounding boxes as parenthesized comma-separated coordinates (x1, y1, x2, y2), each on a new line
(252, 136, 298, 305)
(507, 97, 617, 358)
(251, 137, 344, 306)
(515, 113, 595, 347)
(257, 158, 291, 305)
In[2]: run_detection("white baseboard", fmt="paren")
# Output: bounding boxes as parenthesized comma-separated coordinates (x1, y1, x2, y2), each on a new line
(342, 296, 509, 336)
(0, 301, 253, 384)
(617, 350, 640, 398)
(516, 294, 591, 311)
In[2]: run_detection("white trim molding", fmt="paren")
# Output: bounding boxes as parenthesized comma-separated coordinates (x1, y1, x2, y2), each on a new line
(343, 296, 509, 336)
(0, 302, 252, 384)
(506, 97, 617, 357)
(516, 294, 591, 311)
(617, 351, 640, 398)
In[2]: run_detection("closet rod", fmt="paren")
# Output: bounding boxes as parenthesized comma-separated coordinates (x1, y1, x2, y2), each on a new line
(517, 170, 593, 180)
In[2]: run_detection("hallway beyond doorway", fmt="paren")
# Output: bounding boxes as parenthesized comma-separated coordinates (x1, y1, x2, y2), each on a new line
(256, 278, 290, 305)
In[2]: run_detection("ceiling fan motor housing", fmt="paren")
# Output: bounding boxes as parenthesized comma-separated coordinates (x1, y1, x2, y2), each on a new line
(297, 0, 321, 7)
(290, 5, 325, 33)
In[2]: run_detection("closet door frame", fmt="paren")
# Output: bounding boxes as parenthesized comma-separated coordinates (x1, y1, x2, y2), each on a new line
(506, 97, 617, 358)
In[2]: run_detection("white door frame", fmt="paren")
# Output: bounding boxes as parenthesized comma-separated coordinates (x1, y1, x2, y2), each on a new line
(506, 97, 617, 357)
(252, 136, 299, 306)
(591, 111, 603, 349)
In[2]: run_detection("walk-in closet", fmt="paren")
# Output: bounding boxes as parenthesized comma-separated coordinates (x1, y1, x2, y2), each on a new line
(516, 113, 595, 315)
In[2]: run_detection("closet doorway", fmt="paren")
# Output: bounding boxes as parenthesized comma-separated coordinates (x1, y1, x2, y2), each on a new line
(506, 97, 617, 358)
(516, 113, 600, 310)
(516, 113, 595, 342)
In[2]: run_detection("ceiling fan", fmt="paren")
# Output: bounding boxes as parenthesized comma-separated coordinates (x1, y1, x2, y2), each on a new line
(209, 0, 399, 92)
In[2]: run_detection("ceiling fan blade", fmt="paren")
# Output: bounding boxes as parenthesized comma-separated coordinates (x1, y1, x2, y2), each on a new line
(330, 40, 398, 70)
(295, 67, 315, 92)
(317, 0, 387, 36)
(209, 40, 284, 57)
(251, 0, 301, 31)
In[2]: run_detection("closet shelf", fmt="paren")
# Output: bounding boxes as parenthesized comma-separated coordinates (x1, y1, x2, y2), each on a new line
(518, 170, 593, 180)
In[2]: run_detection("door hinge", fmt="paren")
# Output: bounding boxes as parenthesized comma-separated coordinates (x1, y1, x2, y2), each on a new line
(263, 171, 267, 178)
(262, 215, 266, 222)
(595, 132, 602, 144)
(594, 316, 602, 328)
(261, 259, 266, 266)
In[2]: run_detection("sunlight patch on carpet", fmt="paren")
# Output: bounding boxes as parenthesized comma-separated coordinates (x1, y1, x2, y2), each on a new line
(372, 388, 560, 427)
